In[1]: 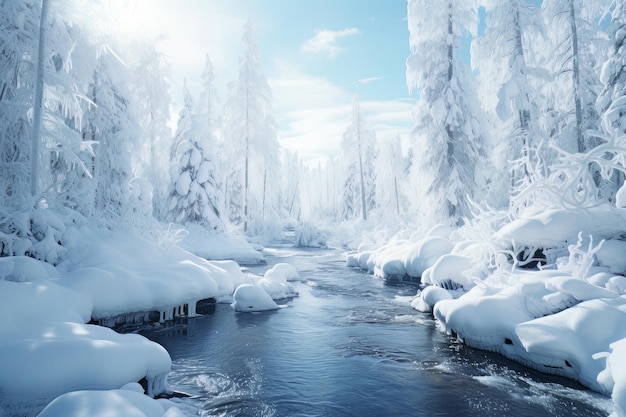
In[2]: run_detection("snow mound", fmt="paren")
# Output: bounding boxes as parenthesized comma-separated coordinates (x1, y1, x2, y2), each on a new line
(0, 259, 171, 414)
(424, 254, 473, 290)
(370, 241, 412, 280)
(403, 236, 454, 278)
(604, 338, 626, 417)
(232, 284, 280, 312)
(494, 207, 626, 249)
(516, 297, 626, 393)
(345, 252, 360, 267)
(411, 286, 453, 313)
(272, 263, 302, 281)
(178, 224, 265, 265)
(37, 388, 184, 417)
(258, 268, 299, 300)
(58, 232, 235, 319)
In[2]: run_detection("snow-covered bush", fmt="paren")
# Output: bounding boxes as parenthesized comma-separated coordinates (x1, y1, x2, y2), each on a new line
(294, 222, 328, 248)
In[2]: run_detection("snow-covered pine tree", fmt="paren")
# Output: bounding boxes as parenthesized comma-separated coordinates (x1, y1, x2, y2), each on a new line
(222, 20, 279, 233)
(89, 50, 137, 221)
(340, 95, 376, 221)
(541, 0, 609, 154)
(126, 40, 172, 220)
(406, 0, 488, 225)
(281, 150, 301, 220)
(0, 0, 39, 207)
(374, 133, 406, 217)
(9, 0, 97, 205)
(598, 0, 626, 134)
(595, 0, 626, 200)
(168, 81, 224, 231)
(199, 53, 219, 137)
(473, 0, 544, 201)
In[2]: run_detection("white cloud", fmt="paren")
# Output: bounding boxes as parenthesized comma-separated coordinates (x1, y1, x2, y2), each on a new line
(301, 28, 360, 58)
(355, 77, 383, 86)
(269, 64, 415, 166)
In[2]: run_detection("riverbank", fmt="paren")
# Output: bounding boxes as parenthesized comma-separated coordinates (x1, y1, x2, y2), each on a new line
(346, 206, 626, 417)
(0, 223, 263, 417)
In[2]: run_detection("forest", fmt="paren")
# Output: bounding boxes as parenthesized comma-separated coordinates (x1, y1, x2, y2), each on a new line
(1, 0, 626, 416)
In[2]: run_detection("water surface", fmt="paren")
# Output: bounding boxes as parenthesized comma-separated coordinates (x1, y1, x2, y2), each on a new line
(143, 246, 612, 416)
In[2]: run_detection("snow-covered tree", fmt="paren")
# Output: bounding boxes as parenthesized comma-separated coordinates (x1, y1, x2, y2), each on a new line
(281, 150, 301, 220)
(0, 0, 39, 207)
(406, 0, 489, 225)
(199, 53, 219, 136)
(595, 0, 626, 201)
(222, 20, 279, 233)
(598, 0, 626, 134)
(340, 96, 376, 221)
(168, 81, 224, 231)
(89, 51, 137, 221)
(374, 134, 406, 217)
(541, 0, 609, 154)
(126, 39, 172, 220)
(473, 0, 544, 199)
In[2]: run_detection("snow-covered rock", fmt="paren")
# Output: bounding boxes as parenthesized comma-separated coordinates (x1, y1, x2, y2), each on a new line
(516, 296, 626, 393)
(37, 387, 184, 417)
(403, 236, 454, 278)
(272, 263, 301, 281)
(411, 285, 453, 313)
(425, 254, 473, 290)
(232, 284, 280, 312)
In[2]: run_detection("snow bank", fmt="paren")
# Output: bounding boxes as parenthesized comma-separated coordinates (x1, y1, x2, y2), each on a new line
(494, 207, 626, 249)
(516, 296, 626, 393)
(0, 257, 172, 415)
(232, 284, 280, 312)
(178, 223, 265, 265)
(351, 207, 626, 415)
(403, 236, 454, 278)
(37, 386, 185, 417)
(58, 232, 235, 319)
(604, 338, 626, 417)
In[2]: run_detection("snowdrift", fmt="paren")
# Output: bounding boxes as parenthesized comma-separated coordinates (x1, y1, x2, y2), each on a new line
(0, 257, 172, 416)
(347, 207, 626, 416)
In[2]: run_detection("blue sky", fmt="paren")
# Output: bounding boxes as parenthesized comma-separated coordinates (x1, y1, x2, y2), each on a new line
(114, 0, 415, 164)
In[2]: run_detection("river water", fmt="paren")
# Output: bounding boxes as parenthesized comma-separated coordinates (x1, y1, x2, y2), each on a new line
(142, 245, 613, 417)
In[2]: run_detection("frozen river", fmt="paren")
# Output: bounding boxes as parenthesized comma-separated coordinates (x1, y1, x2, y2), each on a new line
(142, 244, 612, 416)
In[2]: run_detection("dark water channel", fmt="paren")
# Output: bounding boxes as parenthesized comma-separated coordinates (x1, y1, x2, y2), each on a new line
(142, 245, 612, 417)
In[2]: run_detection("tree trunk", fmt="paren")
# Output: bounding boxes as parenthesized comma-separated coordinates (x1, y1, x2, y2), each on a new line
(446, 1, 456, 219)
(31, 0, 50, 199)
(394, 176, 400, 216)
(262, 166, 267, 221)
(244, 136, 249, 232)
(570, 0, 584, 153)
(244, 81, 250, 232)
(357, 109, 367, 221)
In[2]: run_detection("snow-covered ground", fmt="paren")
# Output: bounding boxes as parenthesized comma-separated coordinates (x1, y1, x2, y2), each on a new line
(0, 220, 298, 417)
(347, 205, 626, 416)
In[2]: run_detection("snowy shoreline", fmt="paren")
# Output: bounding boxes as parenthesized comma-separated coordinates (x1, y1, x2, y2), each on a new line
(346, 206, 626, 417)
(0, 223, 305, 417)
